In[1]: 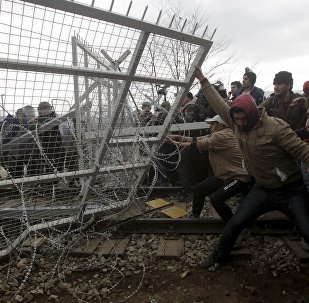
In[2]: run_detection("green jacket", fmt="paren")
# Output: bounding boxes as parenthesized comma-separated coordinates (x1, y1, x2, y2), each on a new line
(200, 80, 309, 188)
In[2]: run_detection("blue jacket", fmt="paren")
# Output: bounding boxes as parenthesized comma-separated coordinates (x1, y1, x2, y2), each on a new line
(237, 86, 265, 105)
(0, 114, 27, 144)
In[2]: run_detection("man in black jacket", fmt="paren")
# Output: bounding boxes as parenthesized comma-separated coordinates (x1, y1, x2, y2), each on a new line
(236, 68, 265, 106)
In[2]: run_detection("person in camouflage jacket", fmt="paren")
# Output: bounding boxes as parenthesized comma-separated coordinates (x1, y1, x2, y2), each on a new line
(262, 71, 308, 130)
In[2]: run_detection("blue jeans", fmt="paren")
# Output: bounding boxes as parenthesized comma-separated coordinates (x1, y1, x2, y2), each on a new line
(215, 179, 309, 258)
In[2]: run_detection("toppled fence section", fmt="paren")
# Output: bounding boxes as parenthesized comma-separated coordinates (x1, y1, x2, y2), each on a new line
(0, 0, 213, 257)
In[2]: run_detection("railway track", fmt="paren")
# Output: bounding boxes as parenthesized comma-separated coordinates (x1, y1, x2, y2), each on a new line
(2, 185, 309, 262)
(17, 211, 309, 263)
(94, 216, 294, 235)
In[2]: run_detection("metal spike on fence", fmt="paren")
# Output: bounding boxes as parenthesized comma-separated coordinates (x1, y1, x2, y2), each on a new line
(100, 49, 114, 65)
(210, 28, 217, 40)
(181, 18, 187, 32)
(141, 5, 148, 20)
(91, 0, 95, 7)
(126, 1, 132, 16)
(77, 35, 110, 70)
(169, 14, 175, 28)
(192, 22, 198, 35)
(156, 10, 162, 24)
(202, 25, 208, 38)
(109, 0, 114, 11)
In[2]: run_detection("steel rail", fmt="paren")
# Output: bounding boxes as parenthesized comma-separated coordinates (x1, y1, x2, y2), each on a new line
(0, 58, 187, 87)
(0, 162, 148, 188)
(20, 0, 213, 48)
(94, 217, 294, 235)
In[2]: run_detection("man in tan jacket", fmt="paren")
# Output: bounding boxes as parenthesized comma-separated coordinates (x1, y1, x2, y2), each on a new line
(194, 66, 309, 269)
(167, 115, 252, 222)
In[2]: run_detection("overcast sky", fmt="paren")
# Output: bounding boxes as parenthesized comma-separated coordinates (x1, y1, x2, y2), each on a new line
(107, 0, 309, 92)
(205, 0, 309, 92)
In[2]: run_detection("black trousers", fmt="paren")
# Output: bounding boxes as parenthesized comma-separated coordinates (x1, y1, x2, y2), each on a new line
(192, 176, 250, 222)
(215, 179, 309, 258)
(177, 147, 212, 193)
(176, 148, 198, 192)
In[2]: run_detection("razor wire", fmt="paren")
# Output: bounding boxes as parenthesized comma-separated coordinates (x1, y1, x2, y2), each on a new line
(0, 0, 214, 301)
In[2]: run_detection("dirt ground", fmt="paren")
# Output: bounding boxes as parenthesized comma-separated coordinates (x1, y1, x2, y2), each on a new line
(1, 193, 309, 303)
(30, 259, 309, 303)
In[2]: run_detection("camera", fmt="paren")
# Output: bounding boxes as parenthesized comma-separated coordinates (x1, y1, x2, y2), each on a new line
(156, 85, 168, 96)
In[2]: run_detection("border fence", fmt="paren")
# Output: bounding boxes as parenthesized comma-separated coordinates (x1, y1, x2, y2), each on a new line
(0, 0, 213, 257)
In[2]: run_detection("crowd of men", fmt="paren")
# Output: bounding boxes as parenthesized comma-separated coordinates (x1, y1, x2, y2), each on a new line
(0, 101, 77, 182)
(166, 67, 309, 268)
(134, 67, 309, 268)
(1, 67, 309, 269)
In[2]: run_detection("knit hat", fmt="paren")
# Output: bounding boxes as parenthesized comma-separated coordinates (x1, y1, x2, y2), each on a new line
(243, 72, 257, 85)
(38, 101, 53, 115)
(38, 101, 52, 110)
(273, 71, 293, 86)
(244, 68, 257, 85)
(303, 81, 309, 96)
(230, 94, 260, 131)
(196, 89, 208, 106)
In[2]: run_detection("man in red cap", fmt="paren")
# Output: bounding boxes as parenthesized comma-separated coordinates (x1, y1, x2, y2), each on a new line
(194, 66, 309, 268)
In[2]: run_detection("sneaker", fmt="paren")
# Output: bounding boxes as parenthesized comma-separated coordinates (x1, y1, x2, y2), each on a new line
(301, 238, 309, 252)
(200, 251, 226, 269)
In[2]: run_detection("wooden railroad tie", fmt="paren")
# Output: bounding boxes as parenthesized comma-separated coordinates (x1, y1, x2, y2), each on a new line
(283, 237, 309, 263)
(156, 237, 185, 260)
